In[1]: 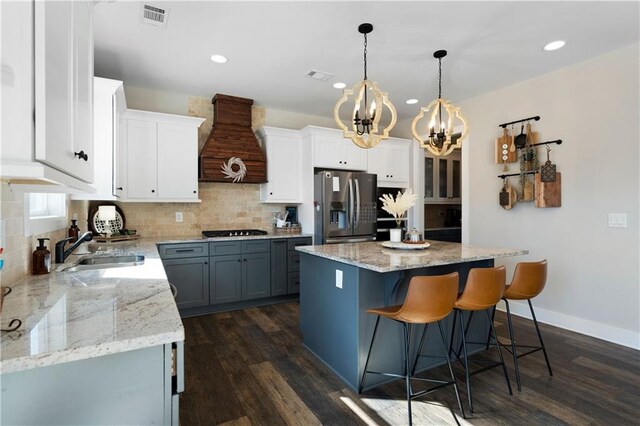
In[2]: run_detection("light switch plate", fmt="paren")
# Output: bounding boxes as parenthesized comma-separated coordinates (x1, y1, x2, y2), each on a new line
(175, 212, 183, 223)
(336, 269, 343, 289)
(608, 213, 627, 228)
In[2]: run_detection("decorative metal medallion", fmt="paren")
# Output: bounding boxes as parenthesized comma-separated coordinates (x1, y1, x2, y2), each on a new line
(221, 157, 247, 183)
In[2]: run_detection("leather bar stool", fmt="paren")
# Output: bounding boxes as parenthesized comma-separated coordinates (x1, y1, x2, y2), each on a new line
(359, 272, 465, 425)
(448, 266, 512, 413)
(500, 260, 552, 391)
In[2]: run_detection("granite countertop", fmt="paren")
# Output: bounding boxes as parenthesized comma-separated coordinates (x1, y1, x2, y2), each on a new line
(157, 233, 313, 244)
(0, 238, 183, 375)
(296, 241, 528, 273)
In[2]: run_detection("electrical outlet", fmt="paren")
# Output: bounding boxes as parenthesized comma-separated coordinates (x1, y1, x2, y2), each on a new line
(608, 213, 627, 228)
(336, 269, 343, 289)
(175, 212, 183, 223)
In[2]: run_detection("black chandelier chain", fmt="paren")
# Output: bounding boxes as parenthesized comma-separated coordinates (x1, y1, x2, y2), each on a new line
(363, 32, 368, 81)
(438, 56, 442, 99)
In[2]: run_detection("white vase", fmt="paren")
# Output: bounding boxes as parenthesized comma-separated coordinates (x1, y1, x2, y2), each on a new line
(390, 228, 402, 242)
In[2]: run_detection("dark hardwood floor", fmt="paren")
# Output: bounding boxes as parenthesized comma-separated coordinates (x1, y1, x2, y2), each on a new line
(180, 302, 640, 425)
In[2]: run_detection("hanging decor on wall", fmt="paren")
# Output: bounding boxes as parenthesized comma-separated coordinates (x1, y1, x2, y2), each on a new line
(334, 23, 397, 149)
(411, 50, 468, 157)
(221, 157, 247, 183)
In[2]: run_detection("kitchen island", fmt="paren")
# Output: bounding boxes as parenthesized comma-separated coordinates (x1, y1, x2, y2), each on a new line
(296, 240, 527, 391)
(0, 239, 183, 425)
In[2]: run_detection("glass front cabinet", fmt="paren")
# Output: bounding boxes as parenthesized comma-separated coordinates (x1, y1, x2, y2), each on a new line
(424, 150, 461, 204)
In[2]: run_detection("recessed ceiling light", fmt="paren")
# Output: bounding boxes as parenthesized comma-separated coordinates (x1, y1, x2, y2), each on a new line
(333, 82, 347, 89)
(406, 98, 419, 105)
(210, 54, 228, 64)
(543, 40, 566, 52)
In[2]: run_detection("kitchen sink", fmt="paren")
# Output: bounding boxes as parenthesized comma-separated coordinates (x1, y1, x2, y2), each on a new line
(63, 255, 145, 272)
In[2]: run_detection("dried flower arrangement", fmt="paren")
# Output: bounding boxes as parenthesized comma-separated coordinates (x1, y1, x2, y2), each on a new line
(379, 188, 418, 226)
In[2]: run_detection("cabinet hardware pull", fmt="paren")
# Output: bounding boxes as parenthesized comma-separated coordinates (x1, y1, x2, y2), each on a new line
(193, 190, 196, 194)
(175, 249, 194, 253)
(204, 262, 208, 265)
(151, 190, 155, 193)
(237, 259, 241, 263)
(74, 151, 88, 161)
(116, 187, 123, 190)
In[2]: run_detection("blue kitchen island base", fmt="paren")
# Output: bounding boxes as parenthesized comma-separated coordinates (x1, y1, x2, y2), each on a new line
(299, 252, 495, 392)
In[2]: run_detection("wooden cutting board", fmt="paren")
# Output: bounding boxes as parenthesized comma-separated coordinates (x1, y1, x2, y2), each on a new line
(495, 133, 517, 164)
(535, 172, 561, 208)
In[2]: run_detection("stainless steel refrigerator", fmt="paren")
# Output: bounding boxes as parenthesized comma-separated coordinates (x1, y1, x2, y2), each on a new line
(314, 170, 377, 244)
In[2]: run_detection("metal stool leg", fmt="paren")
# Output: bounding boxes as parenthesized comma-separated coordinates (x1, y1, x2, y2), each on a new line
(528, 299, 553, 377)
(485, 306, 497, 350)
(437, 321, 466, 419)
(403, 322, 413, 426)
(456, 310, 474, 359)
(359, 315, 381, 393)
(411, 323, 429, 376)
(503, 299, 522, 391)
(448, 308, 458, 358)
(457, 309, 473, 413)
(485, 309, 512, 395)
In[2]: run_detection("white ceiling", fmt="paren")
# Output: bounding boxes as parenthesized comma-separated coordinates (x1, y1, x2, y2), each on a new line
(94, 1, 639, 122)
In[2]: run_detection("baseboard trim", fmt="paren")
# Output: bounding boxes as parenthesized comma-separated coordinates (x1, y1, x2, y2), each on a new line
(496, 301, 639, 350)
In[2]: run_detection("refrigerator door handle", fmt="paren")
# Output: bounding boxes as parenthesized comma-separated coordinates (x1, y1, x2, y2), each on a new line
(348, 178, 354, 228)
(355, 178, 361, 226)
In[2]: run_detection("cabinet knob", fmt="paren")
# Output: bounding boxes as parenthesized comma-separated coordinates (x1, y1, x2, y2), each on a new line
(193, 190, 197, 194)
(237, 259, 241, 263)
(116, 187, 123, 191)
(151, 190, 155, 193)
(74, 151, 88, 161)
(204, 262, 208, 265)
(243, 259, 248, 262)
(270, 192, 273, 195)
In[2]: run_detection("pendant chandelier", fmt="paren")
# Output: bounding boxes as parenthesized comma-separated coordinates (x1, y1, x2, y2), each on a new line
(334, 23, 397, 149)
(411, 50, 468, 156)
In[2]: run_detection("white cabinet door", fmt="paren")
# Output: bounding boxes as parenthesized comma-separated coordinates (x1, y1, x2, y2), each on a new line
(34, 0, 93, 183)
(157, 123, 198, 199)
(343, 140, 367, 171)
(313, 134, 367, 171)
(72, 0, 93, 179)
(125, 119, 157, 200)
(367, 138, 411, 187)
(313, 135, 342, 169)
(260, 128, 301, 203)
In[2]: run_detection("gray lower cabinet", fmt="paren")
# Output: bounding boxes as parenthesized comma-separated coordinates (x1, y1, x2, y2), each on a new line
(1, 342, 182, 425)
(271, 237, 312, 296)
(270, 240, 288, 296)
(209, 240, 271, 305)
(158, 242, 210, 310)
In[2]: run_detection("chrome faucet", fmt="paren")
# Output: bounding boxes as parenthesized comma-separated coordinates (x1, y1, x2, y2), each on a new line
(55, 232, 93, 263)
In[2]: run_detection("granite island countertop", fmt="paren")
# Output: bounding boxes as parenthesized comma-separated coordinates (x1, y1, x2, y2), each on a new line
(0, 238, 182, 375)
(296, 240, 528, 273)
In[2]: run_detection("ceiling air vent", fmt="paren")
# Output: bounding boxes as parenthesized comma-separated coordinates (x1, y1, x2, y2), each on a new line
(304, 69, 334, 82)
(140, 3, 170, 28)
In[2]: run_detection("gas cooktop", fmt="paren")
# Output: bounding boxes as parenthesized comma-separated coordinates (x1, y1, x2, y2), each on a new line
(202, 229, 268, 238)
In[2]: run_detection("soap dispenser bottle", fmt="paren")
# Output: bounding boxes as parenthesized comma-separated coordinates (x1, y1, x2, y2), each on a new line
(68, 219, 80, 243)
(32, 238, 51, 275)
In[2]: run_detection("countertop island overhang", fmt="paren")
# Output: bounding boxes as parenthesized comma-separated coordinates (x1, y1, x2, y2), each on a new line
(296, 241, 527, 391)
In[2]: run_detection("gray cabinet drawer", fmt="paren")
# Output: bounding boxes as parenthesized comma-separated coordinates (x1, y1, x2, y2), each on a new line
(287, 237, 312, 250)
(158, 243, 208, 259)
(288, 272, 300, 294)
(242, 240, 270, 253)
(288, 251, 301, 272)
(210, 241, 242, 256)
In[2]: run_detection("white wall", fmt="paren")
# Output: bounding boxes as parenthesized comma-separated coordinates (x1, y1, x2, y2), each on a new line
(460, 44, 639, 349)
(121, 85, 336, 129)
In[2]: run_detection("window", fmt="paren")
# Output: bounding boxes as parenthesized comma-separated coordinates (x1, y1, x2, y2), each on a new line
(24, 193, 67, 236)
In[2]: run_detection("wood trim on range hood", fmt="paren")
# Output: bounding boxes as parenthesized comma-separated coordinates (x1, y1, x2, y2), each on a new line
(198, 94, 266, 183)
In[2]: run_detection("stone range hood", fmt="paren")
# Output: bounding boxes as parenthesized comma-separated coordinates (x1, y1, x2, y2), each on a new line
(198, 94, 266, 183)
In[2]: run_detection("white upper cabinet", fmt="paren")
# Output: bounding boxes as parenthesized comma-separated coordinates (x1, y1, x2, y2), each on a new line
(258, 127, 302, 203)
(72, 77, 126, 200)
(0, 0, 95, 193)
(118, 110, 204, 202)
(305, 126, 368, 171)
(367, 137, 412, 188)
